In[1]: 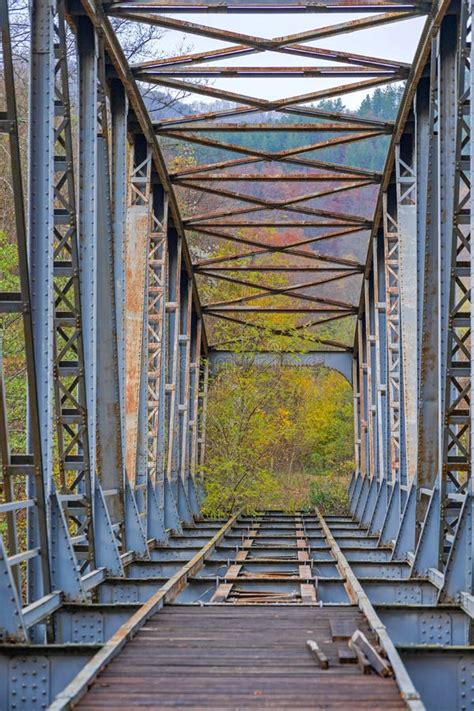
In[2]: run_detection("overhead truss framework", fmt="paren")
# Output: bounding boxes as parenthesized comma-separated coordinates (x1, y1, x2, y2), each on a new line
(1, 0, 474, 708)
(105, 0, 431, 350)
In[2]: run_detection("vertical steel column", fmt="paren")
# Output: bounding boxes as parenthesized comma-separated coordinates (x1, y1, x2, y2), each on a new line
(111, 79, 128, 452)
(373, 229, 388, 484)
(412, 11, 467, 577)
(415, 59, 439, 532)
(0, 0, 51, 631)
(438, 7, 471, 568)
(97, 47, 134, 557)
(76, 17, 123, 573)
(178, 280, 192, 483)
(360, 275, 379, 524)
(350, 317, 367, 514)
(143, 176, 169, 542)
(365, 276, 376, 481)
(164, 228, 183, 530)
(147, 183, 168, 507)
(188, 315, 203, 511)
(396, 138, 418, 485)
(77, 15, 98, 501)
(353, 315, 369, 517)
(124, 136, 152, 485)
(349, 351, 362, 509)
(378, 186, 406, 543)
(51, 0, 94, 575)
(28, 0, 55, 605)
(383, 187, 406, 487)
(369, 228, 390, 534)
(437, 0, 474, 600)
(175, 275, 193, 523)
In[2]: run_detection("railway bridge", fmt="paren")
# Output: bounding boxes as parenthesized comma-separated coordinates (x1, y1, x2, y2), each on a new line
(0, 0, 473, 707)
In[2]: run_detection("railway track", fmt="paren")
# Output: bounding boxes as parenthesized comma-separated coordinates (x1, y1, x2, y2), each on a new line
(51, 511, 429, 709)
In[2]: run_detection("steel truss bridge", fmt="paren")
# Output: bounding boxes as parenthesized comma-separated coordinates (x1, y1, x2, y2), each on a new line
(0, 0, 472, 708)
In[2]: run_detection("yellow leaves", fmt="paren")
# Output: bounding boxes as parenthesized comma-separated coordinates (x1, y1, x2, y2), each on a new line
(203, 362, 354, 515)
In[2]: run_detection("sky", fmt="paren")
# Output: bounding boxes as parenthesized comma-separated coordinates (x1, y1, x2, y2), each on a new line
(137, 12, 427, 109)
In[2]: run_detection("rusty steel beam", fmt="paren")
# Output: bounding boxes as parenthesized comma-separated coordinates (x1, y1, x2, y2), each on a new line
(159, 129, 387, 159)
(205, 309, 356, 335)
(139, 66, 405, 78)
(185, 219, 371, 228)
(189, 225, 365, 265)
(173, 172, 380, 181)
(171, 156, 382, 180)
(137, 73, 406, 109)
(135, 42, 409, 73)
(158, 123, 392, 132)
(203, 271, 360, 308)
(196, 265, 362, 272)
(185, 202, 371, 224)
(176, 179, 374, 216)
(204, 305, 356, 313)
(156, 105, 394, 130)
(109, 1, 428, 15)
(211, 329, 351, 351)
(200, 270, 357, 307)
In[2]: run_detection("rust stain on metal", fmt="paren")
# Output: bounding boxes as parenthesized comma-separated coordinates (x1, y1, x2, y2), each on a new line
(125, 207, 150, 483)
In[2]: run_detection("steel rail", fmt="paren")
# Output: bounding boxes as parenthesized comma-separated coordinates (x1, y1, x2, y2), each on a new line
(316, 508, 425, 710)
(49, 513, 240, 710)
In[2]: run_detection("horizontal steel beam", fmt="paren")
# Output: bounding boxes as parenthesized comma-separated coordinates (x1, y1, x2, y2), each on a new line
(157, 122, 393, 132)
(109, 0, 429, 13)
(172, 172, 381, 181)
(142, 66, 406, 78)
(209, 349, 353, 381)
(204, 306, 357, 313)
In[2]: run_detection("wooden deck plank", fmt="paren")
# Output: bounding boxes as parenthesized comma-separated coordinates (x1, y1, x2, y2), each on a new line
(77, 606, 405, 710)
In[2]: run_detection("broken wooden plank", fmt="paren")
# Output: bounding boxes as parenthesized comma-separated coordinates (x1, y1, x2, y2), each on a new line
(306, 639, 329, 669)
(349, 630, 392, 677)
(351, 644, 372, 675)
(338, 648, 358, 665)
(330, 618, 357, 641)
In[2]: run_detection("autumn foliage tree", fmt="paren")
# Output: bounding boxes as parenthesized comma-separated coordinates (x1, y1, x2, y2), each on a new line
(202, 354, 354, 517)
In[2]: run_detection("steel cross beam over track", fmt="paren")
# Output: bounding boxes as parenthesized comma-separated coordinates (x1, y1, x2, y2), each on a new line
(0, 0, 474, 708)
